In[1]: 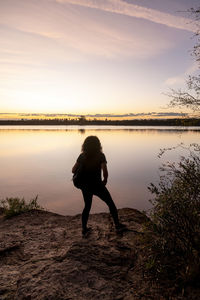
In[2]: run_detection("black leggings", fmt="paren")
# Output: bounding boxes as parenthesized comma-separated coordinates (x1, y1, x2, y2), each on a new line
(81, 184, 119, 230)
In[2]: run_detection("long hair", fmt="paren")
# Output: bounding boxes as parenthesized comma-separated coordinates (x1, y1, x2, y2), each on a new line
(82, 136, 102, 158)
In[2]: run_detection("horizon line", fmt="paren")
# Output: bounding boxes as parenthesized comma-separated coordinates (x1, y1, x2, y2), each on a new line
(0, 112, 189, 118)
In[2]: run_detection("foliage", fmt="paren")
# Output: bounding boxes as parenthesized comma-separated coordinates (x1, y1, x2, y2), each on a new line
(0, 195, 42, 218)
(146, 146, 200, 289)
(145, 7, 200, 294)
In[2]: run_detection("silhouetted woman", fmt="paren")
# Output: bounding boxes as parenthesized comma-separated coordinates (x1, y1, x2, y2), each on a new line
(72, 136, 124, 235)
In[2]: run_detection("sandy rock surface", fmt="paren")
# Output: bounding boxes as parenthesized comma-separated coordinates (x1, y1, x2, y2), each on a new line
(0, 208, 163, 300)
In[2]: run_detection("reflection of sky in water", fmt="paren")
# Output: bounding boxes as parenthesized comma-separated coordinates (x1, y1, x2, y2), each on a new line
(0, 126, 200, 215)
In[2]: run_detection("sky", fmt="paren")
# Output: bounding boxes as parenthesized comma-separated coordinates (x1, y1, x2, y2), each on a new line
(0, 0, 199, 119)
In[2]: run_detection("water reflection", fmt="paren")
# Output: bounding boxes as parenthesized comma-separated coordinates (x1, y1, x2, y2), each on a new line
(78, 128, 86, 135)
(0, 126, 200, 215)
(1, 125, 200, 132)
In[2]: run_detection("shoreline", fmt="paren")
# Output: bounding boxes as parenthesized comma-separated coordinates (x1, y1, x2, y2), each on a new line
(1, 207, 199, 299)
(0, 117, 200, 127)
(0, 207, 155, 299)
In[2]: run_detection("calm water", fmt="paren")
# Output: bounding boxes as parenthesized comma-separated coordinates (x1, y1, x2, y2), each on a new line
(1, 125, 200, 215)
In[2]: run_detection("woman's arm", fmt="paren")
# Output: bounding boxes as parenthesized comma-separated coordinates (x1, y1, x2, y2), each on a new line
(72, 162, 79, 174)
(101, 162, 108, 185)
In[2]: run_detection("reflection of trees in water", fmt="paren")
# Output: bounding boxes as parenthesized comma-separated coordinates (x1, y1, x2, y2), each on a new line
(126, 128, 200, 134)
(1, 127, 200, 134)
(78, 129, 86, 135)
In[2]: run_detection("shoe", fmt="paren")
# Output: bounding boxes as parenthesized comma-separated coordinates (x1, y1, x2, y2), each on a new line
(82, 227, 92, 236)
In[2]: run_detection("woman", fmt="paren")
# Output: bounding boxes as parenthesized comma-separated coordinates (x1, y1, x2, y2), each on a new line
(72, 135, 125, 235)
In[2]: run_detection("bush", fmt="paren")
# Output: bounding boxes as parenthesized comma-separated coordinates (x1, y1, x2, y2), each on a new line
(0, 195, 42, 218)
(147, 146, 200, 288)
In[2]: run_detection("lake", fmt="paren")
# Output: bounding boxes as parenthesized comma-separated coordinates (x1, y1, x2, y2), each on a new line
(0, 125, 200, 215)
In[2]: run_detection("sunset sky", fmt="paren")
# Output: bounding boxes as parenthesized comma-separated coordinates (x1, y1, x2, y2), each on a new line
(0, 0, 199, 118)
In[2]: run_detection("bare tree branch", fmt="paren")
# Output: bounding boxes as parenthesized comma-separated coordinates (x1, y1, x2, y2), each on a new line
(167, 7, 200, 115)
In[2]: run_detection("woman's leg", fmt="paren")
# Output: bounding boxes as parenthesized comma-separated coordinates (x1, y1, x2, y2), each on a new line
(94, 184, 120, 227)
(81, 189, 93, 231)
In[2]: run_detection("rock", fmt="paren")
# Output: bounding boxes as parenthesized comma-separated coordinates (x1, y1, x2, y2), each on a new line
(0, 208, 171, 299)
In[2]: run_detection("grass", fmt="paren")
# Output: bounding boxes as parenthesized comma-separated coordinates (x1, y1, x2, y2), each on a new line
(0, 195, 43, 218)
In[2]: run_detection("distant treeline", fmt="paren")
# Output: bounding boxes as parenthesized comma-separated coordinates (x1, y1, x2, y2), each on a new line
(0, 118, 200, 126)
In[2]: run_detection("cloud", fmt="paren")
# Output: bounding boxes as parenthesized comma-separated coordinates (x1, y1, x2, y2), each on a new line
(56, 0, 197, 32)
(0, 112, 188, 120)
(0, 0, 176, 62)
(165, 63, 199, 86)
(165, 76, 185, 86)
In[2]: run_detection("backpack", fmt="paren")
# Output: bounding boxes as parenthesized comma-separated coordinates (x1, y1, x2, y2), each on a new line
(72, 164, 84, 189)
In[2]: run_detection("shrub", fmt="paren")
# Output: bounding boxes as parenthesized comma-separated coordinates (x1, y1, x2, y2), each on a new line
(0, 195, 42, 218)
(147, 147, 200, 289)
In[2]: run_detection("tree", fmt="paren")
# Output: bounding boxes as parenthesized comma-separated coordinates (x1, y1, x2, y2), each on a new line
(146, 146, 200, 290)
(145, 8, 200, 294)
(78, 115, 87, 124)
(168, 8, 200, 114)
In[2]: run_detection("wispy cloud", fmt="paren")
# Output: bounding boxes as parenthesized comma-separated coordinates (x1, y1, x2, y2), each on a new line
(57, 0, 197, 32)
(0, 112, 188, 120)
(0, 0, 176, 61)
(165, 63, 199, 86)
(0, 0, 196, 114)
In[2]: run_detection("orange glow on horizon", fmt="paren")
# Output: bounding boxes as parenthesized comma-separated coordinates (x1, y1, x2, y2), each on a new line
(0, 112, 193, 121)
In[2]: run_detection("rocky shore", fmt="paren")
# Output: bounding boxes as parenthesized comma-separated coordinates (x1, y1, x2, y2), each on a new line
(0, 207, 193, 300)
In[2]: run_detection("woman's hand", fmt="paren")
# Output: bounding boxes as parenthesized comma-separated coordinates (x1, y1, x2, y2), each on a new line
(101, 162, 108, 185)
(102, 178, 107, 185)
